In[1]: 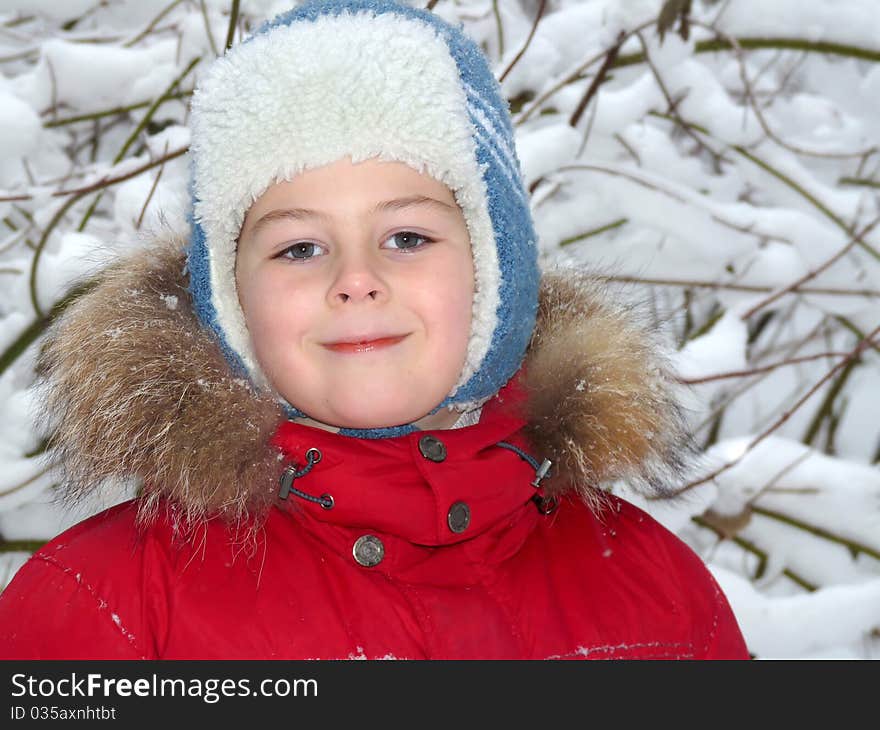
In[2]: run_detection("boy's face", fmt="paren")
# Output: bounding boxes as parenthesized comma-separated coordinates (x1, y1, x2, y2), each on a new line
(235, 157, 474, 430)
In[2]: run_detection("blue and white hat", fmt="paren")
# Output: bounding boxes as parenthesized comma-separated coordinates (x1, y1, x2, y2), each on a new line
(187, 0, 540, 438)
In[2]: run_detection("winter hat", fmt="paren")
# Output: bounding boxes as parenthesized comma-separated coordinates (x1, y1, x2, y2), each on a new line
(186, 0, 540, 438)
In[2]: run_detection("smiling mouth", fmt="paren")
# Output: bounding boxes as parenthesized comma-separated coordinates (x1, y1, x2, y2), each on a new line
(323, 335, 409, 354)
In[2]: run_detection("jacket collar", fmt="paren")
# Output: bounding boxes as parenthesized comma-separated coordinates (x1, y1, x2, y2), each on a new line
(36, 231, 694, 540)
(271, 376, 541, 546)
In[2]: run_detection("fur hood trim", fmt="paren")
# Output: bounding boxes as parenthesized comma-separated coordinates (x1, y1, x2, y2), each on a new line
(35, 233, 693, 528)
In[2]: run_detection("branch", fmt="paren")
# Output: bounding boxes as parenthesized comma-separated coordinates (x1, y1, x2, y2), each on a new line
(691, 19, 877, 161)
(515, 19, 656, 125)
(671, 323, 880, 495)
(739, 215, 880, 320)
(751, 505, 880, 562)
(42, 91, 191, 128)
(612, 35, 880, 70)
(635, 30, 729, 167)
(0, 539, 47, 554)
(498, 0, 546, 83)
(0, 147, 188, 204)
(225, 0, 241, 51)
(199, 0, 219, 56)
(569, 31, 624, 128)
(691, 514, 816, 589)
(554, 162, 793, 242)
(733, 146, 880, 262)
(490, 0, 504, 60)
(123, 0, 185, 47)
(679, 350, 863, 385)
(600, 273, 880, 299)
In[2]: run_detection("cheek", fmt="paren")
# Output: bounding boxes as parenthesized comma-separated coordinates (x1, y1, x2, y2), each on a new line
(237, 267, 312, 361)
(421, 255, 474, 354)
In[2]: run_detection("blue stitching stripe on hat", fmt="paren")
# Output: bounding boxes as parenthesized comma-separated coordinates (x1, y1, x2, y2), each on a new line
(188, 202, 250, 380)
(187, 0, 539, 439)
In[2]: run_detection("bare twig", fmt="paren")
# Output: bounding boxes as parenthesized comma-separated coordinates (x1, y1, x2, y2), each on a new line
(0, 466, 49, 499)
(739, 215, 880, 321)
(28, 195, 81, 317)
(802, 356, 860, 447)
(751, 505, 880, 562)
(124, 0, 186, 47)
(733, 146, 880, 262)
(22, 146, 187, 318)
(671, 323, 880, 495)
(612, 36, 880, 72)
(635, 30, 729, 167)
(569, 31, 625, 128)
(490, 0, 504, 60)
(43, 91, 191, 128)
(691, 514, 816, 589)
(0, 146, 187, 203)
(135, 146, 168, 229)
(691, 19, 878, 162)
(499, 0, 546, 83)
(516, 19, 656, 125)
(75, 57, 198, 232)
(600, 273, 880, 299)
(199, 0, 219, 56)
(679, 350, 864, 385)
(113, 57, 199, 165)
(691, 313, 831, 437)
(225, 0, 241, 51)
(555, 162, 794, 242)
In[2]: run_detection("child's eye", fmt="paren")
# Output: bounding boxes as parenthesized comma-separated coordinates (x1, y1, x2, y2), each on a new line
(278, 242, 325, 261)
(383, 231, 433, 251)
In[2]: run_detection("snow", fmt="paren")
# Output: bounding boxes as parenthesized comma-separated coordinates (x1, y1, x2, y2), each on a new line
(0, 88, 41, 159)
(0, 0, 879, 660)
(675, 306, 749, 381)
(0, 0, 95, 19)
(12, 38, 179, 111)
(713, 0, 880, 50)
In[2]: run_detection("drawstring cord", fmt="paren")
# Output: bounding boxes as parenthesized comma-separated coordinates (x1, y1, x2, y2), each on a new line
(279, 442, 554, 515)
(278, 448, 334, 509)
(495, 441, 558, 514)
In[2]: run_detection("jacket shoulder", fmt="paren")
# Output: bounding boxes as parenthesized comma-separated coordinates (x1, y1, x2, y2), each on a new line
(0, 500, 174, 659)
(552, 494, 750, 659)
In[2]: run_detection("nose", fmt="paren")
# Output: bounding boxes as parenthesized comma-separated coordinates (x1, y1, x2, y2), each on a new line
(327, 247, 388, 305)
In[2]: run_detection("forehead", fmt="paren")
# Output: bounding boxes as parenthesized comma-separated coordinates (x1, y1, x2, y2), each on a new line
(247, 157, 460, 218)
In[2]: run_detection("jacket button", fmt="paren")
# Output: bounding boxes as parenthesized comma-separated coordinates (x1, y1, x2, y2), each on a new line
(352, 535, 384, 567)
(447, 501, 471, 533)
(418, 435, 447, 462)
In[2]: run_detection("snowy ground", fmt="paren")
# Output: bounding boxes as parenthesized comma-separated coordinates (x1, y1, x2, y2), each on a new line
(0, 0, 878, 659)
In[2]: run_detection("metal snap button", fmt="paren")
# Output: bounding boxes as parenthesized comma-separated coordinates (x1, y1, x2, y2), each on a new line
(418, 435, 447, 462)
(352, 535, 384, 567)
(447, 501, 471, 534)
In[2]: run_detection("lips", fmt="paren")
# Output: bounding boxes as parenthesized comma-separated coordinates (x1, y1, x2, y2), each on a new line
(322, 334, 408, 354)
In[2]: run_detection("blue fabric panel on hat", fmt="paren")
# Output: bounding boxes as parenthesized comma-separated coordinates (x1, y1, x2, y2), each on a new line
(187, 219, 249, 379)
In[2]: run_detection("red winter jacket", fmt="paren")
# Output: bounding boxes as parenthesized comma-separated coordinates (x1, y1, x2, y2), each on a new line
(0, 389, 747, 659)
(0, 240, 748, 659)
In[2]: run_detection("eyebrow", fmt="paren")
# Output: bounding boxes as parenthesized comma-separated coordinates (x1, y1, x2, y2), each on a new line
(248, 195, 459, 235)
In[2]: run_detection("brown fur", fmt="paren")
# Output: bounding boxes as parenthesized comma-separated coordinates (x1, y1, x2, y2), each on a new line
(35, 234, 286, 537)
(519, 269, 695, 512)
(35, 234, 694, 537)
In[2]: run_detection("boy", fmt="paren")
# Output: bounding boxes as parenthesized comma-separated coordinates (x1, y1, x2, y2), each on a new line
(0, 0, 748, 659)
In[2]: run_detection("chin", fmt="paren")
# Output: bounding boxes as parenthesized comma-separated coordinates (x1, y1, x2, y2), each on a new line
(327, 404, 425, 430)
